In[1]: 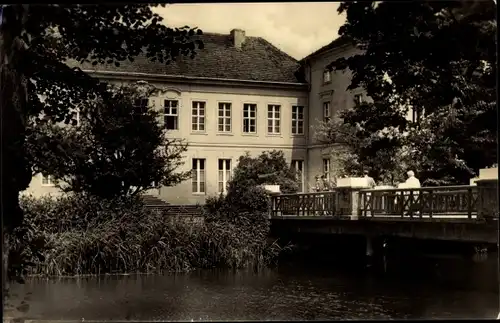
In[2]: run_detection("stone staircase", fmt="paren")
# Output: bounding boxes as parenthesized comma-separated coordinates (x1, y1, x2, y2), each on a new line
(142, 194, 204, 217)
(142, 194, 170, 207)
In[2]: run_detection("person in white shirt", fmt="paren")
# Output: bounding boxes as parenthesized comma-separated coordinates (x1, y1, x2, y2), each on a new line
(363, 170, 377, 189)
(405, 170, 421, 188)
(402, 170, 421, 216)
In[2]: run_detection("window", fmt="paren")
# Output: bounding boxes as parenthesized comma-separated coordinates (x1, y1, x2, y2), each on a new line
(192, 159, 206, 194)
(323, 69, 331, 83)
(412, 108, 424, 124)
(322, 159, 331, 181)
(267, 104, 281, 134)
(41, 174, 54, 186)
(218, 103, 232, 132)
(243, 103, 257, 133)
(323, 102, 331, 122)
(292, 106, 304, 135)
(218, 159, 232, 194)
(353, 94, 363, 105)
(75, 109, 80, 126)
(291, 160, 304, 192)
(164, 100, 178, 130)
(71, 108, 81, 126)
(133, 98, 149, 115)
(192, 101, 206, 132)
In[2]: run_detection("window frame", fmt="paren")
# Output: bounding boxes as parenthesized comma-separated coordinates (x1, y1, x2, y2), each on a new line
(291, 160, 305, 193)
(323, 101, 331, 123)
(267, 104, 281, 135)
(242, 103, 257, 134)
(191, 101, 206, 132)
(217, 159, 232, 194)
(353, 94, 363, 105)
(412, 108, 425, 124)
(322, 158, 331, 182)
(164, 99, 179, 130)
(133, 98, 149, 115)
(41, 174, 55, 187)
(291, 105, 305, 135)
(323, 69, 332, 84)
(217, 102, 232, 133)
(69, 107, 81, 127)
(191, 158, 206, 194)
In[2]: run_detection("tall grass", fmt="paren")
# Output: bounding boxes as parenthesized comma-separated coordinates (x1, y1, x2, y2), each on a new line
(15, 194, 288, 277)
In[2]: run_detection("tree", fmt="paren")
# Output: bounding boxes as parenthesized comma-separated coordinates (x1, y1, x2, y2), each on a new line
(205, 150, 299, 227)
(1, 4, 202, 284)
(315, 101, 409, 184)
(228, 150, 299, 196)
(325, 0, 496, 185)
(26, 85, 189, 198)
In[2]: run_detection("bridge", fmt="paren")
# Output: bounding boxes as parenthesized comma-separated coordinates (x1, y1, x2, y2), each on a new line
(270, 179, 498, 255)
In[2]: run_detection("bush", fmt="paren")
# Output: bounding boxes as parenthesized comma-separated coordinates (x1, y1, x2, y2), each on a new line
(21, 194, 144, 234)
(18, 193, 284, 276)
(203, 150, 296, 266)
(228, 151, 299, 195)
(205, 186, 270, 225)
(16, 148, 298, 277)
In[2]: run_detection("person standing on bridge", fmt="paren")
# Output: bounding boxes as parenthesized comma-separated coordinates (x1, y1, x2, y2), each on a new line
(404, 170, 421, 188)
(363, 170, 377, 189)
(321, 175, 331, 191)
(314, 175, 324, 192)
(313, 175, 324, 215)
(403, 170, 421, 216)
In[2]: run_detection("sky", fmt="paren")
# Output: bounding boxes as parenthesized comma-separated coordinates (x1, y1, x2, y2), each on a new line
(153, 2, 346, 60)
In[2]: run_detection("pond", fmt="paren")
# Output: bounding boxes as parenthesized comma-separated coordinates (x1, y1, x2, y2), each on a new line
(6, 254, 499, 321)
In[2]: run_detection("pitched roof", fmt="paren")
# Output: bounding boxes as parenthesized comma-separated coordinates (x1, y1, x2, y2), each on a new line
(299, 36, 354, 63)
(66, 32, 303, 84)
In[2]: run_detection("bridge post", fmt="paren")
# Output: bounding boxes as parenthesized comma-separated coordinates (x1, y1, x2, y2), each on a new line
(336, 178, 370, 220)
(347, 188, 366, 220)
(476, 178, 498, 221)
(351, 190, 360, 220)
(267, 191, 281, 219)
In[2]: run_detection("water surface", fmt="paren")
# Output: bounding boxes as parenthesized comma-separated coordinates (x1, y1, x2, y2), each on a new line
(6, 254, 499, 320)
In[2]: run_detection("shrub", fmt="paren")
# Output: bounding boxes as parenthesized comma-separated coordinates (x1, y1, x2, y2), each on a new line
(205, 186, 270, 225)
(20, 194, 144, 234)
(18, 193, 283, 276)
(228, 150, 299, 195)
(203, 150, 295, 266)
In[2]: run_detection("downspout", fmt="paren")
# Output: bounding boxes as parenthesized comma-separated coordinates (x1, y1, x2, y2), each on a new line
(305, 58, 312, 192)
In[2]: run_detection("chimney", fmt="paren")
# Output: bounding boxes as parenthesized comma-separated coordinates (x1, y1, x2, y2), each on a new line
(230, 29, 246, 49)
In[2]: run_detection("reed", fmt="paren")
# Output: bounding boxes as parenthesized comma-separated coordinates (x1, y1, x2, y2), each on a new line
(15, 194, 288, 277)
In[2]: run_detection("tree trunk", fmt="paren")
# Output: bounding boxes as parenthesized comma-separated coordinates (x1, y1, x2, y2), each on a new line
(0, 5, 31, 296)
(2, 231, 9, 299)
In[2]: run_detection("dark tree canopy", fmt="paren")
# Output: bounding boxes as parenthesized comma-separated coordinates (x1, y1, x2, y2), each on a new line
(1, 4, 203, 229)
(322, 0, 497, 185)
(26, 85, 190, 199)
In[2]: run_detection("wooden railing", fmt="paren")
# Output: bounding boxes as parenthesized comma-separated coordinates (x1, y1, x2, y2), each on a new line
(270, 185, 482, 220)
(358, 185, 479, 219)
(270, 190, 353, 217)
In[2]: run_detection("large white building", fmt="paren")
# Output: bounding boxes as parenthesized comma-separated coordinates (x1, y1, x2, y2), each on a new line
(23, 30, 397, 204)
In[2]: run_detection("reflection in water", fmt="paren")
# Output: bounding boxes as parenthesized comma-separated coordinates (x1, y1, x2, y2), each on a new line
(6, 254, 499, 321)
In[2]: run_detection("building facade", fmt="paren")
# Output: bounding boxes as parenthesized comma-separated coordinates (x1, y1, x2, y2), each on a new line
(299, 37, 362, 190)
(25, 30, 409, 203)
(24, 29, 310, 204)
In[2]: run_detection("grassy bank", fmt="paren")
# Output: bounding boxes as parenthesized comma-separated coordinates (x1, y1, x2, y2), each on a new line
(10, 194, 290, 278)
